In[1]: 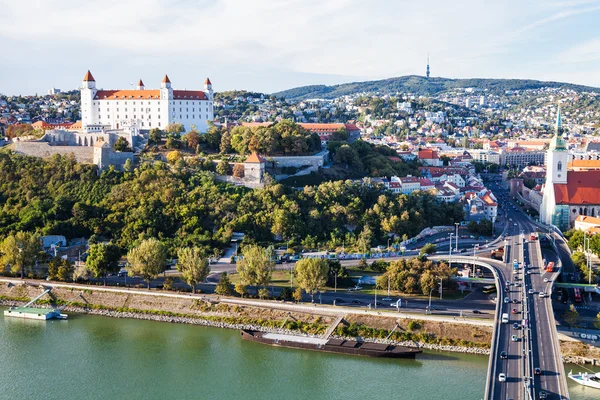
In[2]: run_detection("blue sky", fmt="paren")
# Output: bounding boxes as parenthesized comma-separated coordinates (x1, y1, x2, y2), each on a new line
(1, 0, 600, 95)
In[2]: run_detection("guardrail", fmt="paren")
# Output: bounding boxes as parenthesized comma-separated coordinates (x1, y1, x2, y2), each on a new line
(441, 256, 502, 400)
(540, 239, 571, 399)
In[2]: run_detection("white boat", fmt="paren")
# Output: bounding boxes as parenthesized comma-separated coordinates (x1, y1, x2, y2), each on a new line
(568, 370, 600, 389)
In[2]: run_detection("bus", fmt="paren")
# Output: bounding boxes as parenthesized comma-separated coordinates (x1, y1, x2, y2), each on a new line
(530, 232, 537, 241)
(545, 262, 555, 273)
(574, 288, 582, 303)
(513, 259, 519, 273)
(482, 285, 497, 294)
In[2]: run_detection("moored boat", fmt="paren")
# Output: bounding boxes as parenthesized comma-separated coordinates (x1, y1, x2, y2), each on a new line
(568, 370, 600, 389)
(240, 330, 421, 359)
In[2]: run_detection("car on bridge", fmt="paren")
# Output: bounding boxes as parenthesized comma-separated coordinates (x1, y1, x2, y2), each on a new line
(498, 373, 506, 382)
(511, 335, 519, 342)
(500, 351, 507, 359)
(513, 323, 520, 330)
(511, 308, 517, 314)
(534, 367, 542, 375)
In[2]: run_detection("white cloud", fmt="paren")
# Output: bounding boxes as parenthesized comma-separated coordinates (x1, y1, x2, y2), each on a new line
(0, 0, 599, 94)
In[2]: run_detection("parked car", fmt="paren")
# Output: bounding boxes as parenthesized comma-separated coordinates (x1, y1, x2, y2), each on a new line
(334, 297, 344, 304)
(472, 309, 482, 314)
(351, 299, 362, 304)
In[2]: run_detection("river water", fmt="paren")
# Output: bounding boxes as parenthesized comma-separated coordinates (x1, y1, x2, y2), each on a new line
(0, 309, 596, 400)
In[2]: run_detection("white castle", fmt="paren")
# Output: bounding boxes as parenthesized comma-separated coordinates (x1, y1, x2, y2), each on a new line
(80, 71, 214, 132)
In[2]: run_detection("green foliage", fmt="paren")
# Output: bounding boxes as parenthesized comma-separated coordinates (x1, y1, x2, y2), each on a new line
(215, 272, 232, 295)
(379, 257, 455, 295)
(127, 238, 167, 289)
(236, 245, 274, 288)
(0, 153, 463, 261)
(85, 242, 121, 282)
(273, 75, 600, 101)
(0, 231, 40, 278)
(292, 287, 303, 302)
(562, 304, 581, 328)
(407, 320, 421, 331)
(420, 243, 437, 256)
(149, 128, 163, 145)
(216, 159, 231, 175)
(177, 247, 210, 293)
(467, 219, 493, 236)
(294, 258, 329, 301)
(326, 260, 347, 286)
(357, 257, 369, 271)
(113, 137, 132, 152)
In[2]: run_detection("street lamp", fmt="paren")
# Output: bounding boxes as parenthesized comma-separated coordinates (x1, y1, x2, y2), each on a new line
(449, 233, 454, 262)
(387, 238, 391, 252)
(428, 287, 435, 314)
(455, 222, 460, 251)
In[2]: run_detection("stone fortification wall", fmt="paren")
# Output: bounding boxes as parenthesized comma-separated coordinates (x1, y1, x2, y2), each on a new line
(12, 142, 94, 163)
(268, 150, 329, 171)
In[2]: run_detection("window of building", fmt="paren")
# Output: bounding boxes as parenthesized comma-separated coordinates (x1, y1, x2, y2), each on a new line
(557, 161, 562, 171)
(98, 108, 101, 112)
(159, 122, 161, 127)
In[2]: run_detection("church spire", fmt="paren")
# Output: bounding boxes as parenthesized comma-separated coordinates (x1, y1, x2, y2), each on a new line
(550, 105, 566, 151)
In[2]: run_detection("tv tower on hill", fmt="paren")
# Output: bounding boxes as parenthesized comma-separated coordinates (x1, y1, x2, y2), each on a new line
(426, 53, 430, 79)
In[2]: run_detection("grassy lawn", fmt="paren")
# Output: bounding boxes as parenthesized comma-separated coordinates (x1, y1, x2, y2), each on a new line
(228, 270, 472, 300)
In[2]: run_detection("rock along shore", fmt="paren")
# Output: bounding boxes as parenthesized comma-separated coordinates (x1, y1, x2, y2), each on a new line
(0, 298, 490, 356)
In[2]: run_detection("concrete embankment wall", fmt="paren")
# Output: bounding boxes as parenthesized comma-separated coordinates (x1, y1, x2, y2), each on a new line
(0, 279, 492, 355)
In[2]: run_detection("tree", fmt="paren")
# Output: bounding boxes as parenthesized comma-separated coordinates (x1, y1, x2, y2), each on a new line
(176, 247, 210, 294)
(562, 304, 581, 328)
(184, 130, 200, 149)
(236, 245, 274, 292)
(113, 137, 132, 152)
(420, 243, 437, 256)
(294, 258, 329, 302)
(356, 225, 373, 254)
(258, 287, 270, 299)
(165, 137, 182, 149)
(215, 272, 232, 296)
(0, 231, 39, 278)
(420, 270, 437, 296)
(127, 238, 167, 289)
(292, 287, 303, 302)
(220, 131, 232, 153)
(85, 242, 121, 285)
(149, 128, 163, 145)
(216, 159, 230, 175)
(234, 282, 247, 298)
(166, 150, 182, 165)
(594, 312, 600, 330)
(165, 123, 185, 137)
(232, 163, 245, 178)
(57, 258, 74, 282)
(357, 257, 369, 271)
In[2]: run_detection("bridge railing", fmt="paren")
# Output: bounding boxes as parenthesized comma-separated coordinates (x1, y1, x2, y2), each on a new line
(444, 256, 502, 400)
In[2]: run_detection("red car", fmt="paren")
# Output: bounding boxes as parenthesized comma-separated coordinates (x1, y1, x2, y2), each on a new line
(511, 308, 517, 314)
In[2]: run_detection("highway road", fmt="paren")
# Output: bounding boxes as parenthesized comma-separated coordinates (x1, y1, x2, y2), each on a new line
(484, 193, 569, 400)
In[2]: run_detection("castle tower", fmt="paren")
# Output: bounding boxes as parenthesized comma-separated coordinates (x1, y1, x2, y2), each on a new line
(426, 53, 430, 79)
(204, 77, 213, 101)
(93, 138, 112, 171)
(137, 79, 145, 90)
(160, 74, 173, 100)
(81, 70, 97, 127)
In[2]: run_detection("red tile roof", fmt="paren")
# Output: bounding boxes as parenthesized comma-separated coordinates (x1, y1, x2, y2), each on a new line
(554, 171, 600, 205)
(162, 75, 171, 83)
(205, 77, 212, 85)
(32, 121, 74, 130)
(93, 89, 207, 100)
(244, 152, 265, 163)
(83, 70, 95, 82)
(173, 90, 208, 100)
(138, 79, 144, 87)
(418, 149, 439, 159)
(95, 90, 161, 100)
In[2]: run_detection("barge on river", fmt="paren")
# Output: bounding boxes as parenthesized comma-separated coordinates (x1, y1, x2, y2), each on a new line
(240, 330, 421, 359)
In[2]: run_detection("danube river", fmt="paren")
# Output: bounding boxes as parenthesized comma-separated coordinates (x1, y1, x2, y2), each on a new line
(0, 309, 597, 400)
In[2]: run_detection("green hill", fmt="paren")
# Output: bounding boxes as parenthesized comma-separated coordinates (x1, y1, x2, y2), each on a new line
(273, 75, 600, 100)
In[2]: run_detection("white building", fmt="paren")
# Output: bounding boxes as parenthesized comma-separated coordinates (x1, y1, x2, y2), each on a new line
(80, 71, 214, 132)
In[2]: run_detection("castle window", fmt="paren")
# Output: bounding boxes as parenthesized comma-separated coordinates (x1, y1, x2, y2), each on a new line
(173, 108, 175, 112)
(557, 161, 562, 171)
(159, 122, 161, 127)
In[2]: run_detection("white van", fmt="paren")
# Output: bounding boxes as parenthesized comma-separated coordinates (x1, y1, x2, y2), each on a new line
(501, 313, 509, 324)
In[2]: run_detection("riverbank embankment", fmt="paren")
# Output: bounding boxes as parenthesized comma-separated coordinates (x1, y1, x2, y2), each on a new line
(1, 279, 493, 355)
